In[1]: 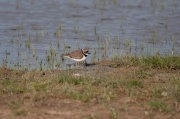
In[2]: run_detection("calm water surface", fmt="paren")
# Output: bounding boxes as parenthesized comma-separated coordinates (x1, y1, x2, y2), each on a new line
(0, 0, 180, 69)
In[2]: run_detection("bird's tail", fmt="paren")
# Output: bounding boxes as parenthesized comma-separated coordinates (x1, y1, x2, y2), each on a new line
(61, 54, 69, 58)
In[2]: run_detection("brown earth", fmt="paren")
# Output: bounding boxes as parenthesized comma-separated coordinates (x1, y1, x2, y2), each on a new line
(0, 63, 180, 119)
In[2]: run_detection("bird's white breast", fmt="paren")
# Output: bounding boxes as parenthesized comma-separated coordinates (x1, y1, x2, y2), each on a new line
(72, 55, 87, 62)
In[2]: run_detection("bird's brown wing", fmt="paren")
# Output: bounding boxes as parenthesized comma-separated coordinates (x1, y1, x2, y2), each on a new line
(69, 50, 83, 59)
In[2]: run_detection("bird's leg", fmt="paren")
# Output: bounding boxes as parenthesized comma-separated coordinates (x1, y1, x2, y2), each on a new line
(75, 62, 77, 67)
(78, 62, 80, 68)
(75, 62, 79, 68)
(84, 60, 87, 67)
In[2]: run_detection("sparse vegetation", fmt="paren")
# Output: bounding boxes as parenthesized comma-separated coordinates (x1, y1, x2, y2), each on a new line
(1, 54, 180, 118)
(13, 109, 28, 116)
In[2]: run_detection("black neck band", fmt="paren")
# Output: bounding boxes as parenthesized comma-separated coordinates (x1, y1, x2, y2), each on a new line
(81, 49, 87, 57)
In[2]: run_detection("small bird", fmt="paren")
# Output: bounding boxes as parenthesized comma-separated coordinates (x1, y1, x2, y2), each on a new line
(61, 48, 90, 66)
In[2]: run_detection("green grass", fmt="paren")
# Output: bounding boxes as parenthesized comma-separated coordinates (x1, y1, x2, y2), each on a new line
(56, 74, 88, 85)
(148, 101, 168, 112)
(120, 79, 143, 97)
(1, 54, 180, 117)
(32, 82, 49, 92)
(125, 80, 143, 88)
(141, 55, 180, 70)
(13, 109, 28, 116)
(111, 54, 180, 70)
(151, 88, 163, 98)
(7, 99, 24, 109)
(170, 77, 180, 102)
(0, 79, 27, 94)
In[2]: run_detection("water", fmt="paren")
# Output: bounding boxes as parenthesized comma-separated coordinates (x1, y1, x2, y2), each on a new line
(0, 0, 180, 70)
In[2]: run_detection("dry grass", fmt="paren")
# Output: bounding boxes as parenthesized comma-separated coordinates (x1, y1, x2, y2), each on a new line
(0, 55, 180, 119)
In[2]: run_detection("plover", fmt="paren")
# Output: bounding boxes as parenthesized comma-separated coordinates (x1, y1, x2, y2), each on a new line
(61, 48, 90, 65)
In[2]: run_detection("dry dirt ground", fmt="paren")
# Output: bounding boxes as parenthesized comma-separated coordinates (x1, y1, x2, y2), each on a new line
(1, 96, 176, 119)
(0, 63, 180, 119)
